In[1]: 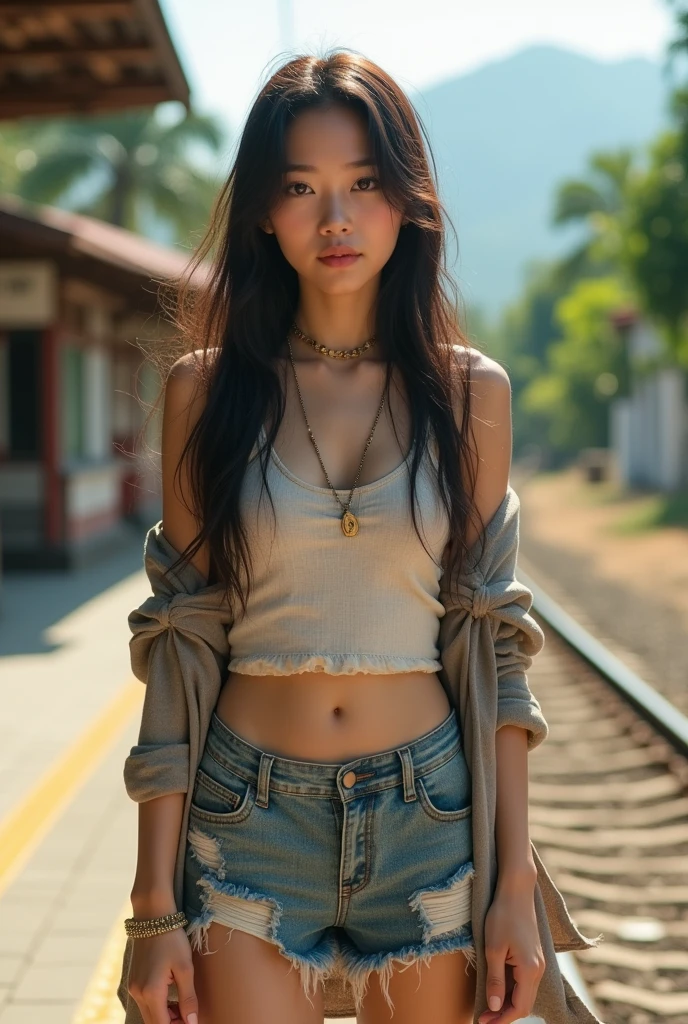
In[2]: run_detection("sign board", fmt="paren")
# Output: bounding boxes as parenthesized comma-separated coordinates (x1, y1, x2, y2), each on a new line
(0, 260, 57, 327)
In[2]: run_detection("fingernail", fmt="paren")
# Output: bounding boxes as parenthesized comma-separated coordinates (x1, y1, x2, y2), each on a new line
(489, 996, 502, 1011)
(188, 1014, 198, 1024)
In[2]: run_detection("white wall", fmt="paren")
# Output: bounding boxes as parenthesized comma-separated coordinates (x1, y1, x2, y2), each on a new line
(610, 320, 687, 490)
(83, 345, 111, 461)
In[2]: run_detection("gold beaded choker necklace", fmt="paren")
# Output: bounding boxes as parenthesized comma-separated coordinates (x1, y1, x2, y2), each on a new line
(290, 321, 377, 360)
(286, 336, 385, 537)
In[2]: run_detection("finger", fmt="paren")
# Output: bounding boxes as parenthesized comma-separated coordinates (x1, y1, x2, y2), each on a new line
(144, 985, 175, 1024)
(478, 998, 511, 1024)
(479, 966, 519, 1024)
(173, 961, 199, 1024)
(484, 946, 506, 1015)
(510, 960, 539, 1018)
(482, 991, 518, 1024)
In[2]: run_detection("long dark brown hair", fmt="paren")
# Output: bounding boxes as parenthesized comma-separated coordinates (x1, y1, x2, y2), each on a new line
(140, 49, 485, 615)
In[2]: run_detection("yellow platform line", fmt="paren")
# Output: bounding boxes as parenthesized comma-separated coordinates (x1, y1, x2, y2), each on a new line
(0, 677, 143, 898)
(72, 896, 130, 1024)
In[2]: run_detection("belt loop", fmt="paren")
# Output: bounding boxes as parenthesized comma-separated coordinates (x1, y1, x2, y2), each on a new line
(255, 753, 274, 809)
(398, 747, 417, 802)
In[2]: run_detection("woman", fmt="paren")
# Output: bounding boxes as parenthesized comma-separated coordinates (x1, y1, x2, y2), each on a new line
(126, 50, 544, 1024)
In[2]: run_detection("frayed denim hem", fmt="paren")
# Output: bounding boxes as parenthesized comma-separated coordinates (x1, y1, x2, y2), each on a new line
(184, 826, 477, 1016)
(185, 842, 340, 1010)
(336, 924, 476, 1016)
(335, 859, 477, 1016)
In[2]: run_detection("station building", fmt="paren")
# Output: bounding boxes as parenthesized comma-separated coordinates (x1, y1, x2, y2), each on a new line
(0, 0, 194, 571)
(0, 195, 202, 568)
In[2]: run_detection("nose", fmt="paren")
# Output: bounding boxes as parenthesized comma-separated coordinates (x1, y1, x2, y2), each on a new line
(319, 191, 353, 235)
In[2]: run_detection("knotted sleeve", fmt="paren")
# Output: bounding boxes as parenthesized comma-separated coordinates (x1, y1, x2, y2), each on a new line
(490, 577, 547, 749)
(441, 486, 549, 751)
(122, 523, 233, 803)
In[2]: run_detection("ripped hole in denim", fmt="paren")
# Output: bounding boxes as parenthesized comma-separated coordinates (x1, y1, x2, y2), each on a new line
(409, 859, 476, 946)
(185, 825, 339, 1009)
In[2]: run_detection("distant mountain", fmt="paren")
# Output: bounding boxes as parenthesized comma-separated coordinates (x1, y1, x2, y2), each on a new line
(412, 44, 673, 321)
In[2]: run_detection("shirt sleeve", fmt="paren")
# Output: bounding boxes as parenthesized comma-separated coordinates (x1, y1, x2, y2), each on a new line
(121, 550, 233, 804)
(481, 495, 548, 750)
(443, 486, 549, 752)
(492, 578, 548, 750)
(123, 607, 192, 802)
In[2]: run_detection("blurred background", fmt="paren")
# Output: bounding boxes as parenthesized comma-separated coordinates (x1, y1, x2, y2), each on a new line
(0, 3, 687, 1024)
(2, 0, 686, 701)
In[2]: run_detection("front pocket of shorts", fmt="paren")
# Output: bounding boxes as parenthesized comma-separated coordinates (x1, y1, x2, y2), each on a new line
(416, 746, 472, 822)
(189, 755, 256, 823)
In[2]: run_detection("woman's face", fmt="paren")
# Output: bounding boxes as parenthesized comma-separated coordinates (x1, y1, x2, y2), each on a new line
(262, 103, 405, 295)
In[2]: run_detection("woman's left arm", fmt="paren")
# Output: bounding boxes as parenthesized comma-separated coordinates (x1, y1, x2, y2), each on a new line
(456, 349, 545, 1024)
(478, 724, 544, 1024)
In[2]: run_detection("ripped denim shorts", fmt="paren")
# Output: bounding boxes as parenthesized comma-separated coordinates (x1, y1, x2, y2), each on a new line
(182, 705, 476, 1017)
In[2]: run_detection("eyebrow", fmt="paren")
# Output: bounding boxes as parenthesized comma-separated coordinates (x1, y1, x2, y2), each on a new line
(284, 157, 376, 172)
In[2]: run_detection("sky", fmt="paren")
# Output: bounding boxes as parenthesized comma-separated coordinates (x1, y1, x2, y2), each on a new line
(160, 0, 677, 138)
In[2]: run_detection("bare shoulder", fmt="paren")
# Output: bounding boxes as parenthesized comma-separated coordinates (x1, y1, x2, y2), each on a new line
(168, 346, 220, 391)
(164, 346, 222, 436)
(450, 345, 511, 438)
(161, 347, 218, 581)
(451, 345, 512, 542)
(453, 344, 510, 397)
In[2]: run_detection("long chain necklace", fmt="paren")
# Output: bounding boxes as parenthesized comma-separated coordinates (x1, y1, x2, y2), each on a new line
(290, 321, 377, 360)
(286, 337, 386, 537)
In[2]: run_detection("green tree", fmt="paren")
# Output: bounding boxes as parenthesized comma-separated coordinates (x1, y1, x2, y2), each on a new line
(550, 148, 641, 289)
(0, 120, 54, 193)
(520, 276, 635, 460)
(622, 129, 688, 365)
(4, 105, 226, 244)
(490, 260, 575, 458)
(491, 150, 640, 461)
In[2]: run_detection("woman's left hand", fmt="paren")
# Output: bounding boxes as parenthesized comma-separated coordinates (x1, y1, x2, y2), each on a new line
(477, 885, 546, 1024)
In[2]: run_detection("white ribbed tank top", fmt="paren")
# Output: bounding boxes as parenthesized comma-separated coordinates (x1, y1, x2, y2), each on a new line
(226, 424, 451, 676)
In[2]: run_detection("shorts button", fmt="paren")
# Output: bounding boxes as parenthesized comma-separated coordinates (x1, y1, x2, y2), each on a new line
(342, 770, 357, 788)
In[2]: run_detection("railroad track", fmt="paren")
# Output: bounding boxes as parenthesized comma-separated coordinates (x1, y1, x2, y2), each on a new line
(522, 570, 688, 1024)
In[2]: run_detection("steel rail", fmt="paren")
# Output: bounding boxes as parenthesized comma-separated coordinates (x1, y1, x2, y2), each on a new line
(518, 567, 688, 758)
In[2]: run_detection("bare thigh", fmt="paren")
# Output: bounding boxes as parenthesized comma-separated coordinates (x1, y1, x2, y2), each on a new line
(191, 921, 324, 1024)
(358, 949, 476, 1024)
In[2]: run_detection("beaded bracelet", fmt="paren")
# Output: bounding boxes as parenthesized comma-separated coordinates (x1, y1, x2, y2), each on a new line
(124, 910, 188, 939)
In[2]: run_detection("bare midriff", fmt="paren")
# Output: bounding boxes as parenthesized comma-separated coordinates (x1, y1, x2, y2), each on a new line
(214, 669, 452, 762)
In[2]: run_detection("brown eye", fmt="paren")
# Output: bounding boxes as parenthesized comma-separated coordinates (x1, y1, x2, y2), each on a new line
(353, 176, 380, 191)
(285, 181, 312, 196)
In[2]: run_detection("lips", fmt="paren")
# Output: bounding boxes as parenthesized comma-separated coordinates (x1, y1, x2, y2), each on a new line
(318, 253, 361, 268)
(318, 245, 360, 258)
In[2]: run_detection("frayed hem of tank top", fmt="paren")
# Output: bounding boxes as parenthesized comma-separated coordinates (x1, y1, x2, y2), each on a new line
(227, 654, 443, 676)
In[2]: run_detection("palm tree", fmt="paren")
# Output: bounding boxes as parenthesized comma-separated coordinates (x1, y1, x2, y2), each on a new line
(549, 148, 639, 289)
(7, 105, 227, 244)
(0, 120, 53, 194)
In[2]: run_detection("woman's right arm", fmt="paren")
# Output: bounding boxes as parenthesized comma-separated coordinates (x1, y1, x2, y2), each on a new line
(127, 352, 210, 1024)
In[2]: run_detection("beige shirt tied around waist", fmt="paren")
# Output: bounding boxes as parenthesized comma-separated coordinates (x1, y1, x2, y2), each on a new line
(225, 424, 451, 676)
(119, 483, 606, 1024)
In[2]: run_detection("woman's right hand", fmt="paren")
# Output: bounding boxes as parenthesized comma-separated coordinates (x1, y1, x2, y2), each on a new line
(127, 925, 198, 1024)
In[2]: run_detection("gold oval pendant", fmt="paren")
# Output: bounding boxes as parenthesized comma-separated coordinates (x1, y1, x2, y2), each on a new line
(341, 511, 359, 537)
